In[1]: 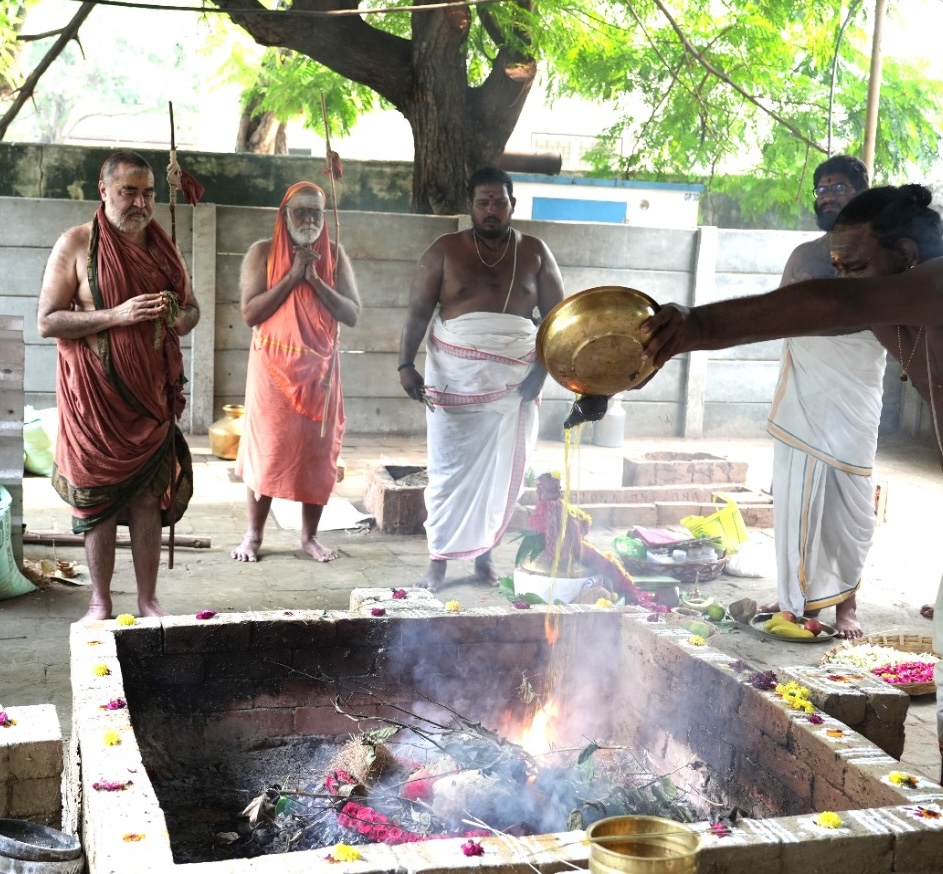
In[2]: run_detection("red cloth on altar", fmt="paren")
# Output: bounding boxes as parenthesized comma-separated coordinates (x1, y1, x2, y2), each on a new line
(52, 205, 192, 531)
(235, 182, 344, 505)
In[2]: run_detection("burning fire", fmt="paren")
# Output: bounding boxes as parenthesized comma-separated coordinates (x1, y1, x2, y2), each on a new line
(517, 698, 561, 755)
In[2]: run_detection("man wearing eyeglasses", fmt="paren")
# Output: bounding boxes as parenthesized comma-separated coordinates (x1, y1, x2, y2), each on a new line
(763, 155, 883, 638)
(231, 182, 362, 563)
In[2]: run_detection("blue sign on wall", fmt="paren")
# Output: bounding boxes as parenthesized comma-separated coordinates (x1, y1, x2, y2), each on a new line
(532, 197, 627, 223)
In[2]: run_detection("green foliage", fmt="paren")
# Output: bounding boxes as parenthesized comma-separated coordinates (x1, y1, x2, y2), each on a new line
(540, 0, 943, 224)
(219, 42, 381, 138)
(514, 532, 546, 568)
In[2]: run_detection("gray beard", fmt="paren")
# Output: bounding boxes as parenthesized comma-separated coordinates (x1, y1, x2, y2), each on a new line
(287, 214, 320, 246)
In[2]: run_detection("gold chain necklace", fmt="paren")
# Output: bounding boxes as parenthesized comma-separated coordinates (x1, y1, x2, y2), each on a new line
(472, 230, 512, 268)
(897, 325, 925, 382)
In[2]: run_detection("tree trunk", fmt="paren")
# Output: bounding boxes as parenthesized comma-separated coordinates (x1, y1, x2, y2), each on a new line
(235, 93, 288, 154)
(405, 9, 535, 214)
(214, 0, 535, 214)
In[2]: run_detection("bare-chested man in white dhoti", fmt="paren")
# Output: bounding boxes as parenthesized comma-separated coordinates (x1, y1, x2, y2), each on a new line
(398, 167, 565, 592)
(765, 155, 882, 639)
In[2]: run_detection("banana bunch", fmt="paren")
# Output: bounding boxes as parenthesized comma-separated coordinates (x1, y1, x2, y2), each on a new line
(763, 613, 815, 639)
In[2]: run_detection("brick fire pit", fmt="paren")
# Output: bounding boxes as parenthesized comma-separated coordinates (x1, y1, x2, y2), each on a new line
(70, 601, 943, 873)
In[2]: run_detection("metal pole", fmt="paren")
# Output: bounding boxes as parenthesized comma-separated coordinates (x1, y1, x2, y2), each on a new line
(862, 0, 887, 179)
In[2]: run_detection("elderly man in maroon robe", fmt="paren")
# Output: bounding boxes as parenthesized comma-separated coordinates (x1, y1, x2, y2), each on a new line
(37, 151, 200, 621)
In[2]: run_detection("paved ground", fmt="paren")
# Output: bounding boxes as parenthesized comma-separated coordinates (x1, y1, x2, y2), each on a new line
(3, 432, 941, 782)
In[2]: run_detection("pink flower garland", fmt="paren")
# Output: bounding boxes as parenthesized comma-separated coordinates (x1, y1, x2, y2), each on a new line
(873, 661, 935, 685)
(327, 770, 490, 846)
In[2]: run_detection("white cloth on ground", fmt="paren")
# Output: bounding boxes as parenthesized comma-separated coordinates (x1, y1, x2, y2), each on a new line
(423, 312, 538, 561)
(768, 334, 885, 616)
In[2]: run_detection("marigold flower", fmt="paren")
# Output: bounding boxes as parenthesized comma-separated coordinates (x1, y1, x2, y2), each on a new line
(461, 839, 485, 856)
(122, 834, 144, 842)
(93, 663, 111, 677)
(596, 598, 614, 608)
(328, 844, 362, 862)
(889, 771, 919, 788)
(444, 600, 462, 613)
(687, 635, 706, 646)
(103, 729, 122, 746)
(816, 811, 843, 829)
(115, 613, 136, 626)
(196, 610, 217, 620)
(371, 607, 386, 617)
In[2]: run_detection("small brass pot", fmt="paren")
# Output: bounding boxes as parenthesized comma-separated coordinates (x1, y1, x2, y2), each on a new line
(208, 404, 245, 460)
(537, 286, 660, 396)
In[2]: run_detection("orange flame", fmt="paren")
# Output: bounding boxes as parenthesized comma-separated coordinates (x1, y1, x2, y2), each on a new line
(518, 698, 560, 756)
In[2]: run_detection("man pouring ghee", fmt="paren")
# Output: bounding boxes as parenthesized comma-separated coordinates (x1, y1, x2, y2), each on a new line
(635, 183, 943, 777)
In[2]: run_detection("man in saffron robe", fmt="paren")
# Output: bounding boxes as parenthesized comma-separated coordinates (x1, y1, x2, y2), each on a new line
(231, 182, 361, 562)
(37, 151, 200, 621)
(398, 167, 565, 591)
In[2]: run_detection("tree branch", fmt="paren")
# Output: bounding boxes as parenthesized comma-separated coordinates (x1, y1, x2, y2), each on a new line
(0, 2, 95, 141)
(649, 0, 826, 154)
(212, 0, 413, 106)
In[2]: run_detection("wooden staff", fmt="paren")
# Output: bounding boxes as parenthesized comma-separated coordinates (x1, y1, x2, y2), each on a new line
(164, 100, 179, 569)
(319, 92, 341, 436)
(319, 91, 341, 282)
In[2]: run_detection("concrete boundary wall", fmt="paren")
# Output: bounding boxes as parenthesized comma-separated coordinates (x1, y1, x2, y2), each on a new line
(1, 197, 919, 441)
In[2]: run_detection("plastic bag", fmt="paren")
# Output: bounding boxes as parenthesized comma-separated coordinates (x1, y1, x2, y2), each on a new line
(0, 485, 37, 600)
(723, 533, 773, 578)
(23, 406, 58, 477)
(680, 495, 748, 554)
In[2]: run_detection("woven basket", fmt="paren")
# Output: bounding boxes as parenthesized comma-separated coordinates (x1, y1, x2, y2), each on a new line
(619, 555, 728, 585)
(821, 633, 937, 696)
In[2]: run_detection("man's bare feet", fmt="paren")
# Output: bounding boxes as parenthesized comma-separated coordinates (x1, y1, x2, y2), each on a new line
(79, 601, 113, 623)
(416, 559, 447, 592)
(474, 551, 500, 585)
(835, 595, 863, 639)
(138, 599, 168, 618)
(302, 537, 338, 562)
(231, 534, 261, 562)
(921, 604, 935, 620)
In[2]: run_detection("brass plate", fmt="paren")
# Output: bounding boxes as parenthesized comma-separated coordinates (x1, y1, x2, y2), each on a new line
(536, 286, 661, 395)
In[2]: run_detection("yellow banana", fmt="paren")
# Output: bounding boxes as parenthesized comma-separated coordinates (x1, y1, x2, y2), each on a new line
(770, 622, 815, 639)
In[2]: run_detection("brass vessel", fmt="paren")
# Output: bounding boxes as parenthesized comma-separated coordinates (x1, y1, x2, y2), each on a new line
(537, 286, 660, 396)
(208, 404, 245, 460)
(586, 815, 701, 874)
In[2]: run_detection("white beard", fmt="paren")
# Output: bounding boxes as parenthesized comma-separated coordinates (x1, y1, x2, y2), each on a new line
(286, 213, 321, 247)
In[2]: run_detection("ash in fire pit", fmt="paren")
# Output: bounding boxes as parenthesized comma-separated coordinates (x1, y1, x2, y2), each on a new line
(148, 687, 705, 863)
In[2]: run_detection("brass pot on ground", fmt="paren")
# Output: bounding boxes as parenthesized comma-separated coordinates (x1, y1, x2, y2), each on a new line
(585, 815, 701, 874)
(208, 404, 245, 460)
